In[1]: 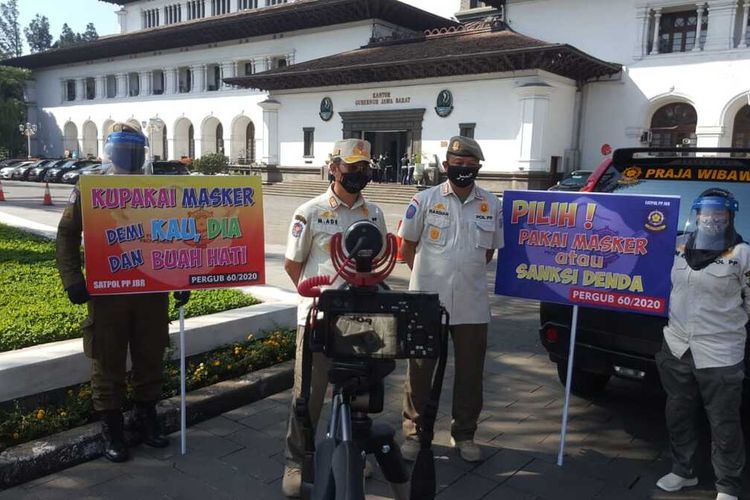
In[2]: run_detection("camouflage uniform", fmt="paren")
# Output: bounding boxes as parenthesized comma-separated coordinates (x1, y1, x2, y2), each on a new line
(56, 186, 170, 411)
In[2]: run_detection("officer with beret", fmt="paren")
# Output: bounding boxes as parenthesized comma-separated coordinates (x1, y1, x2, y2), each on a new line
(399, 136, 503, 463)
(56, 122, 190, 463)
(282, 138, 387, 497)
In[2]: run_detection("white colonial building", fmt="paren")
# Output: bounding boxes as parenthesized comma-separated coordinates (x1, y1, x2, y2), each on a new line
(8, 0, 750, 188)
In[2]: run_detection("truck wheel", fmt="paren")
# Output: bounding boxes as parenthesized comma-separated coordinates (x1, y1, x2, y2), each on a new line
(556, 362, 610, 396)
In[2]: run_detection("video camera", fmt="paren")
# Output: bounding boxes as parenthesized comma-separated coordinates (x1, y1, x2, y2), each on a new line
(295, 220, 449, 500)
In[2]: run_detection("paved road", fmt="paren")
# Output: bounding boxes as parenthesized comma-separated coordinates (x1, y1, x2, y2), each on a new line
(0, 180, 747, 499)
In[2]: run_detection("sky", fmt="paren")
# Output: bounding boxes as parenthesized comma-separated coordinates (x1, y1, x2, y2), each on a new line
(17, 0, 459, 53)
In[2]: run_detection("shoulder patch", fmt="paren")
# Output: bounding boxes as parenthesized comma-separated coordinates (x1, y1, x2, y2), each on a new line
(294, 214, 307, 225)
(405, 203, 417, 220)
(291, 221, 304, 238)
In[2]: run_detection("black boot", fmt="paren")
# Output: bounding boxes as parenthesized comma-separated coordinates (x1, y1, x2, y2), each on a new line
(101, 410, 129, 463)
(134, 401, 169, 448)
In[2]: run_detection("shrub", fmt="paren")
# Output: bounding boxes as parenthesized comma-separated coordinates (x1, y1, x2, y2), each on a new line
(0, 224, 258, 352)
(193, 153, 229, 175)
(0, 330, 296, 449)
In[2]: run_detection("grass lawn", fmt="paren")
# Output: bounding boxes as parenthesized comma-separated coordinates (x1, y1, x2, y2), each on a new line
(0, 224, 259, 352)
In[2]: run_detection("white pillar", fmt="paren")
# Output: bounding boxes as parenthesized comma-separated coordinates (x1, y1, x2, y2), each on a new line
(740, 1, 750, 48)
(515, 83, 552, 172)
(651, 8, 662, 55)
(95, 75, 106, 99)
(139, 71, 151, 96)
(259, 98, 280, 166)
(116, 73, 128, 98)
(191, 65, 205, 93)
(165, 68, 177, 94)
(703, 0, 738, 51)
(633, 6, 650, 60)
(221, 61, 235, 88)
(75, 78, 86, 101)
(693, 4, 705, 51)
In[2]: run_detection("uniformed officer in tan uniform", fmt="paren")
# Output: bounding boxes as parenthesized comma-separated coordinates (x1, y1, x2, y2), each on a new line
(282, 138, 387, 497)
(399, 136, 503, 463)
(56, 122, 190, 463)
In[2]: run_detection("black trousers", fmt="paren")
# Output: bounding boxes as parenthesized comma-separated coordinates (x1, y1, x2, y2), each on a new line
(656, 342, 745, 496)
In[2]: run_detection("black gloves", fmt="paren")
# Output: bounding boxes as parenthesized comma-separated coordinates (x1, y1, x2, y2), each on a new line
(65, 282, 91, 304)
(173, 291, 191, 308)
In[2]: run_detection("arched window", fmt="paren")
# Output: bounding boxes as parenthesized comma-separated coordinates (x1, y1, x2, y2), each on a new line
(216, 123, 224, 154)
(732, 105, 750, 149)
(246, 122, 255, 161)
(650, 103, 697, 147)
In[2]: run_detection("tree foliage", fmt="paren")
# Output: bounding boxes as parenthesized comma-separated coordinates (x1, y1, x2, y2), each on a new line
(56, 23, 77, 48)
(0, 0, 21, 59)
(81, 23, 97, 42)
(54, 22, 98, 49)
(24, 14, 51, 54)
(0, 65, 28, 158)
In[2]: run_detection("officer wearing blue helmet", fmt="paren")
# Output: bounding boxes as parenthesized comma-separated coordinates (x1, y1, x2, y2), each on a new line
(56, 122, 190, 463)
(656, 188, 748, 500)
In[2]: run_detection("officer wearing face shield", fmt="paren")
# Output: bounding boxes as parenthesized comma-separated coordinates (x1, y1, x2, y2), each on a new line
(56, 122, 190, 463)
(655, 188, 749, 500)
(281, 138, 387, 497)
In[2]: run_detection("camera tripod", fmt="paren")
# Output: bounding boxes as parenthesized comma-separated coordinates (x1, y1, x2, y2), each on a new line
(304, 359, 410, 500)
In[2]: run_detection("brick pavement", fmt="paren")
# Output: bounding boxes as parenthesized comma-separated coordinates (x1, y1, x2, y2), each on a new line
(1, 187, 748, 499)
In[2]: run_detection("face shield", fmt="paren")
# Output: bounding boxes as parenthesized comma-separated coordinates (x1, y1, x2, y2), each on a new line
(103, 130, 148, 175)
(684, 192, 739, 250)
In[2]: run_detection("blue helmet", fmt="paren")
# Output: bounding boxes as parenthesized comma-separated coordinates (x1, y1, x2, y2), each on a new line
(103, 123, 146, 174)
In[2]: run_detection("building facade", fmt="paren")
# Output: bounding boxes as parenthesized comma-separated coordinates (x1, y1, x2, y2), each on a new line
(8, 0, 750, 187)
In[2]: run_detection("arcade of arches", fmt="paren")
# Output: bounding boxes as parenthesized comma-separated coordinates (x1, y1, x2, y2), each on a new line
(57, 116, 256, 162)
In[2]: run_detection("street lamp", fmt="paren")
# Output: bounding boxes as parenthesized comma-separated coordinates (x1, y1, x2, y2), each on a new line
(19, 122, 37, 159)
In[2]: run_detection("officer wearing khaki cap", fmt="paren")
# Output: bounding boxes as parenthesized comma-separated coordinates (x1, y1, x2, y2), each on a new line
(398, 136, 503, 463)
(281, 138, 387, 497)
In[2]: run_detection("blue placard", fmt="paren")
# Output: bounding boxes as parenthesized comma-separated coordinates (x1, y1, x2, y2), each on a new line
(495, 190, 680, 316)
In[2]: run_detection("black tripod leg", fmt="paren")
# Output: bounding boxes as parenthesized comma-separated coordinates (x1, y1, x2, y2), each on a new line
(331, 402, 365, 500)
(311, 395, 341, 500)
(373, 437, 410, 500)
(373, 438, 409, 484)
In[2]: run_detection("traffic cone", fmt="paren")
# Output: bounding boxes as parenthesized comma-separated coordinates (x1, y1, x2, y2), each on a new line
(42, 183, 53, 206)
(0, 180, 5, 201)
(395, 219, 405, 263)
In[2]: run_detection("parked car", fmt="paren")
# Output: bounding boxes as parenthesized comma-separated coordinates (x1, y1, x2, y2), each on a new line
(539, 148, 750, 397)
(0, 159, 33, 179)
(548, 170, 594, 191)
(62, 163, 109, 184)
(148, 160, 191, 175)
(44, 160, 98, 183)
(26, 159, 61, 182)
(11, 159, 48, 181)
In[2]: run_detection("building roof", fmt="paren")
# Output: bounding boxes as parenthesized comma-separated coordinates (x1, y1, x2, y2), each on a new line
(4, 0, 455, 70)
(225, 24, 622, 90)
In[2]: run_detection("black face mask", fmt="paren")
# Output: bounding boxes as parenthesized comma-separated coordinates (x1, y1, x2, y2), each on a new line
(447, 166, 479, 188)
(340, 172, 370, 194)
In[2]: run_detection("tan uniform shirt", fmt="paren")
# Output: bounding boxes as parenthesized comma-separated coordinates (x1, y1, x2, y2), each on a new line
(664, 236, 750, 368)
(399, 181, 503, 325)
(285, 186, 387, 325)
